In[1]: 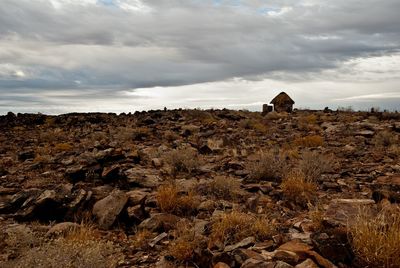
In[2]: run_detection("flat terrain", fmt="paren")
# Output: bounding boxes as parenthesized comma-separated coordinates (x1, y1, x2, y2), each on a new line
(0, 109, 399, 267)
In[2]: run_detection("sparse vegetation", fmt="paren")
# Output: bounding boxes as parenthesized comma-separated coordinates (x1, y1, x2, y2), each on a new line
(350, 208, 400, 268)
(164, 148, 203, 175)
(156, 184, 199, 216)
(1, 224, 122, 268)
(299, 151, 334, 181)
(201, 176, 242, 200)
(209, 211, 275, 247)
(247, 149, 288, 182)
(373, 130, 398, 147)
(168, 222, 198, 263)
(293, 135, 324, 147)
(2, 108, 400, 267)
(281, 169, 317, 206)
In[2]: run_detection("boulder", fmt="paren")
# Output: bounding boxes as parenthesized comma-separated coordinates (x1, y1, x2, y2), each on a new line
(92, 190, 128, 229)
(324, 199, 375, 226)
(47, 222, 80, 237)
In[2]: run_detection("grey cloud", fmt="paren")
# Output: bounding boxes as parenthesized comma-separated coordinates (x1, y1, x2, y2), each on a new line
(0, 0, 400, 112)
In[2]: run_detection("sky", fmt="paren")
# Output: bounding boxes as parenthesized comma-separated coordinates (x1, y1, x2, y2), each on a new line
(1, 0, 400, 114)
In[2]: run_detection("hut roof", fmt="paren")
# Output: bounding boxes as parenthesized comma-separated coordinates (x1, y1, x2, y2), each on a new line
(270, 92, 295, 105)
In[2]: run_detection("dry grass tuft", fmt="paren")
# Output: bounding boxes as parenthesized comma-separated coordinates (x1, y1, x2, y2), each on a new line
(350, 208, 400, 268)
(281, 170, 317, 206)
(209, 211, 275, 247)
(131, 230, 153, 249)
(203, 176, 242, 201)
(293, 135, 324, 147)
(240, 119, 268, 132)
(156, 184, 199, 216)
(373, 130, 398, 147)
(299, 151, 334, 181)
(247, 150, 288, 182)
(2, 223, 122, 268)
(168, 222, 197, 263)
(164, 148, 202, 175)
(54, 142, 74, 152)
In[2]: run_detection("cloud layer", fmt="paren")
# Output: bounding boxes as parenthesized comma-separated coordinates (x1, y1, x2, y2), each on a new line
(1, 0, 400, 113)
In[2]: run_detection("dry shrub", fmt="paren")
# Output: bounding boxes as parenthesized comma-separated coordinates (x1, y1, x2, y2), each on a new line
(293, 135, 324, 147)
(350, 208, 400, 268)
(2, 224, 121, 268)
(157, 184, 179, 213)
(210, 211, 275, 247)
(4, 239, 121, 268)
(186, 109, 217, 124)
(168, 222, 198, 263)
(131, 127, 151, 141)
(63, 223, 100, 242)
(54, 142, 74, 152)
(164, 148, 202, 175)
(164, 130, 180, 142)
(298, 114, 318, 130)
(203, 176, 242, 200)
(373, 130, 398, 147)
(308, 203, 325, 231)
(3, 224, 43, 253)
(240, 119, 268, 132)
(247, 150, 288, 182)
(131, 230, 153, 249)
(156, 184, 199, 216)
(299, 151, 334, 181)
(281, 170, 317, 206)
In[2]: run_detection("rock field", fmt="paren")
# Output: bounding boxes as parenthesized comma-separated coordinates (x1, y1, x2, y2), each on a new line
(0, 109, 399, 267)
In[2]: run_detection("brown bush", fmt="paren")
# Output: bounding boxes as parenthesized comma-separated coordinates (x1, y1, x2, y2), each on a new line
(209, 211, 275, 247)
(247, 150, 288, 182)
(293, 135, 324, 147)
(131, 230, 153, 249)
(156, 184, 199, 216)
(240, 119, 268, 132)
(2, 224, 122, 268)
(281, 170, 317, 206)
(186, 109, 217, 124)
(201, 176, 242, 201)
(164, 148, 202, 175)
(350, 208, 400, 268)
(54, 142, 74, 151)
(299, 151, 334, 181)
(373, 130, 398, 147)
(168, 222, 198, 263)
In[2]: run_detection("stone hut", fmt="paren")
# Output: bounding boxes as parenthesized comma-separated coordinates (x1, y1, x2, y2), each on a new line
(270, 92, 295, 113)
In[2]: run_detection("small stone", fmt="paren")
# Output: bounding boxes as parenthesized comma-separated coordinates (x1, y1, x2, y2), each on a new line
(213, 262, 231, 268)
(225, 236, 256, 252)
(151, 158, 163, 168)
(241, 258, 273, 268)
(149, 232, 168, 247)
(274, 261, 294, 268)
(295, 259, 318, 268)
(101, 165, 121, 181)
(273, 250, 299, 265)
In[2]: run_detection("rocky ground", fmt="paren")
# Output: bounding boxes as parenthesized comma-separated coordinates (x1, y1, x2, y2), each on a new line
(0, 109, 399, 268)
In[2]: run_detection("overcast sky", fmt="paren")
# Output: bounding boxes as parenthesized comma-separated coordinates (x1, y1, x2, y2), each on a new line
(1, 0, 400, 114)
